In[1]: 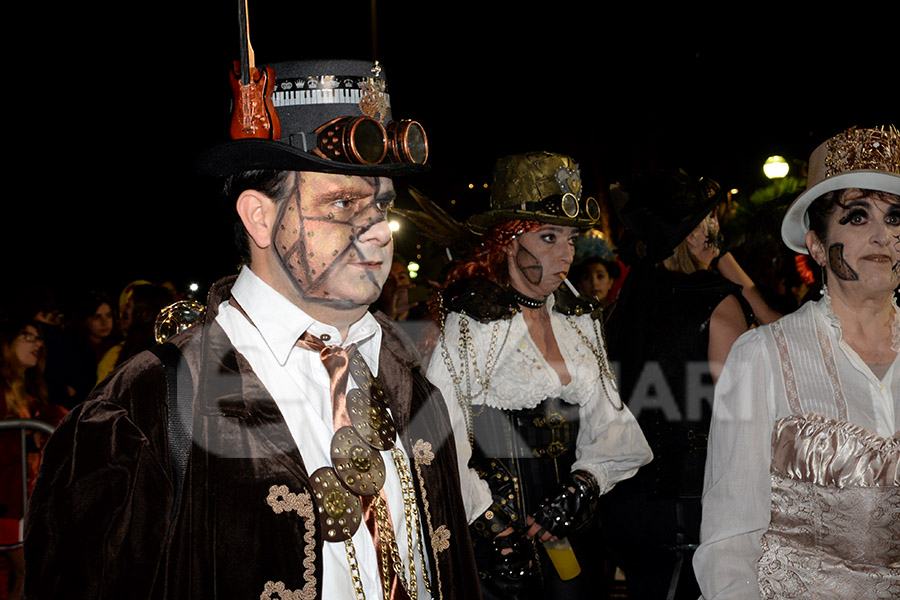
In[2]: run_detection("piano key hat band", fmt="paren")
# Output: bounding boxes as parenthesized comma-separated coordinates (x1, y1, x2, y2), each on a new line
(198, 59, 429, 177)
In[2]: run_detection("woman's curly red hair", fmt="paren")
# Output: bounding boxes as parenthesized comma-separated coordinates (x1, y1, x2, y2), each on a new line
(420, 219, 544, 355)
(444, 220, 543, 285)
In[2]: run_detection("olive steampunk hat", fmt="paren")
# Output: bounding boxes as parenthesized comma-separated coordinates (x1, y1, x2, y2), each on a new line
(780, 125, 900, 254)
(610, 168, 722, 264)
(197, 59, 429, 178)
(465, 151, 602, 234)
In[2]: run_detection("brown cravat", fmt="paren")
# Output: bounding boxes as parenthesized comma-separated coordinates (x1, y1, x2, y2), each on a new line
(296, 332, 356, 429)
(297, 332, 411, 600)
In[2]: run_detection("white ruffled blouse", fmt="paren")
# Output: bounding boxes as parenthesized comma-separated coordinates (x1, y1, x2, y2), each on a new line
(425, 294, 653, 521)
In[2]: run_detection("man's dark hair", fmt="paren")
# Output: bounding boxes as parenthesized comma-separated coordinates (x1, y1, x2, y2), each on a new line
(224, 170, 295, 264)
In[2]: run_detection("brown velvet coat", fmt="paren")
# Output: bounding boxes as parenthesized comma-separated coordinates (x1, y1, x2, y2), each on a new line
(24, 277, 480, 600)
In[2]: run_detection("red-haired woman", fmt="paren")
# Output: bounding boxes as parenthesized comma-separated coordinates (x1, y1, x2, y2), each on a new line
(426, 152, 652, 600)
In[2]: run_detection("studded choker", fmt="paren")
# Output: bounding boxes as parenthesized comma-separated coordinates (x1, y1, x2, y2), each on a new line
(509, 286, 547, 309)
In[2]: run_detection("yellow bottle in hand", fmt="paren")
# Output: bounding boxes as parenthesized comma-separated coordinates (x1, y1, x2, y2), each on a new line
(543, 537, 581, 580)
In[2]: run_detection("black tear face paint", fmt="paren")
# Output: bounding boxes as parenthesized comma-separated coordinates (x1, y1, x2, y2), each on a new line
(507, 225, 578, 298)
(827, 244, 859, 281)
(893, 231, 900, 277)
(891, 210, 900, 276)
(273, 173, 394, 308)
(825, 194, 900, 287)
(515, 244, 543, 286)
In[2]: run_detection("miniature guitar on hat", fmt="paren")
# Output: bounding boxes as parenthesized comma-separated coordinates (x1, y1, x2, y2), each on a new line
(229, 0, 280, 140)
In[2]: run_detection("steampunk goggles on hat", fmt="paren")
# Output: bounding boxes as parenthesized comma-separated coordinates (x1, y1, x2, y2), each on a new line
(520, 193, 602, 223)
(197, 60, 431, 177)
(308, 116, 429, 166)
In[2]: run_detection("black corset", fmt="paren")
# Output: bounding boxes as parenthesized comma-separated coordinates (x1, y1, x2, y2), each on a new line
(469, 397, 580, 518)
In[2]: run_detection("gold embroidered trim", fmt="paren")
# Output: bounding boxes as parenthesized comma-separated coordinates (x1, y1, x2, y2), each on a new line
(413, 439, 435, 466)
(261, 580, 317, 600)
(771, 322, 802, 414)
(411, 439, 446, 598)
(431, 525, 451, 553)
(264, 485, 317, 600)
(267, 484, 315, 518)
(813, 317, 849, 420)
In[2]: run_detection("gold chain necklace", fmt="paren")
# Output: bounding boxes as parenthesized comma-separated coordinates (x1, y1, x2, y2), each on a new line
(439, 310, 513, 446)
(310, 348, 425, 600)
(564, 314, 624, 410)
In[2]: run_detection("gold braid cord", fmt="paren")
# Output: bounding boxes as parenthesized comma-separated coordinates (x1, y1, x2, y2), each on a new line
(263, 485, 318, 600)
(413, 439, 448, 599)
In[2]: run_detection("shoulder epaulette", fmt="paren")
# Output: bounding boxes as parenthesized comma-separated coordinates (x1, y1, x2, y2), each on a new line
(553, 285, 604, 320)
(442, 278, 519, 323)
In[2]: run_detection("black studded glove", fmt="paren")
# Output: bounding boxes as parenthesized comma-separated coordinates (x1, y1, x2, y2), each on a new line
(470, 505, 539, 600)
(531, 470, 600, 538)
(470, 500, 514, 540)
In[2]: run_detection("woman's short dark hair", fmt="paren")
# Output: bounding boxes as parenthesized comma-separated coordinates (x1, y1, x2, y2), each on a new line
(224, 170, 296, 264)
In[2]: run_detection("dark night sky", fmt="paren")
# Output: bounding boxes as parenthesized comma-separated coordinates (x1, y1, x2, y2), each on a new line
(7, 2, 897, 309)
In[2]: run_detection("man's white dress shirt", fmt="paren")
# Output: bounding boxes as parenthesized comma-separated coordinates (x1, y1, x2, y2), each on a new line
(216, 266, 430, 600)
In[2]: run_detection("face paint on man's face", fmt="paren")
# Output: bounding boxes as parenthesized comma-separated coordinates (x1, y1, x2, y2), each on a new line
(515, 245, 543, 285)
(827, 243, 859, 281)
(273, 173, 394, 307)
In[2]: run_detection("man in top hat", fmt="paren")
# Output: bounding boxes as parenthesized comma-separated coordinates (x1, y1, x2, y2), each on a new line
(24, 59, 480, 600)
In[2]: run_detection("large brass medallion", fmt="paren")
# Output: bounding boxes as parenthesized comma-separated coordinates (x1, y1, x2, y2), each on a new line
(331, 426, 387, 496)
(347, 388, 396, 450)
(310, 466, 362, 542)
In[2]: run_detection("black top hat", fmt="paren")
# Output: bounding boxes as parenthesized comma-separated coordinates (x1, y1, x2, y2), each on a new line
(197, 59, 429, 178)
(611, 169, 722, 264)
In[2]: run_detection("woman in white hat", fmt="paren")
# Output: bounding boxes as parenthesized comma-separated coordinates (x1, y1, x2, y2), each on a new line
(694, 126, 900, 599)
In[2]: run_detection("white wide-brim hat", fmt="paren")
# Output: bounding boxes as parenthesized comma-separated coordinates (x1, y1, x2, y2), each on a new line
(781, 125, 900, 254)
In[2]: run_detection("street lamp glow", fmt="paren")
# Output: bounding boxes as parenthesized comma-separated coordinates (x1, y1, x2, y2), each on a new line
(763, 155, 789, 179)
(389, 220, 401, 232)
(189, 282, 199, 292)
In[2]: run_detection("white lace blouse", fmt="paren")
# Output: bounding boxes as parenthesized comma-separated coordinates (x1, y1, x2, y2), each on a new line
(425, 294, 652, 521)
(693, 295, 900, 599)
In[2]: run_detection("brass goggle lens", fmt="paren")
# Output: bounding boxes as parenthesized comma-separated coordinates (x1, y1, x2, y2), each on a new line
(316, 116, 387, 165)
(585, 196, 601, 222)
(315, 116, 428, 166)
(561, 193, 579, 218)
(387, 120, 429, 164)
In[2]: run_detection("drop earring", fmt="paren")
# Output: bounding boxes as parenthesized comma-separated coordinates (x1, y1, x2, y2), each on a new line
(820, 264, 828, 296)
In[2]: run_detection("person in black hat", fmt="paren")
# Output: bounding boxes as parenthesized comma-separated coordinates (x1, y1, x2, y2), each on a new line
(599, 169, 754, 600)
(24, 59, 479, 600)
(425, 152, 652, 600)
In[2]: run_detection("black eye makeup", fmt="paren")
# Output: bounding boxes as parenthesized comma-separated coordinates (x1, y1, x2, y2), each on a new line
(886, 206, 900, 226)
(838, 208, 868, 226)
